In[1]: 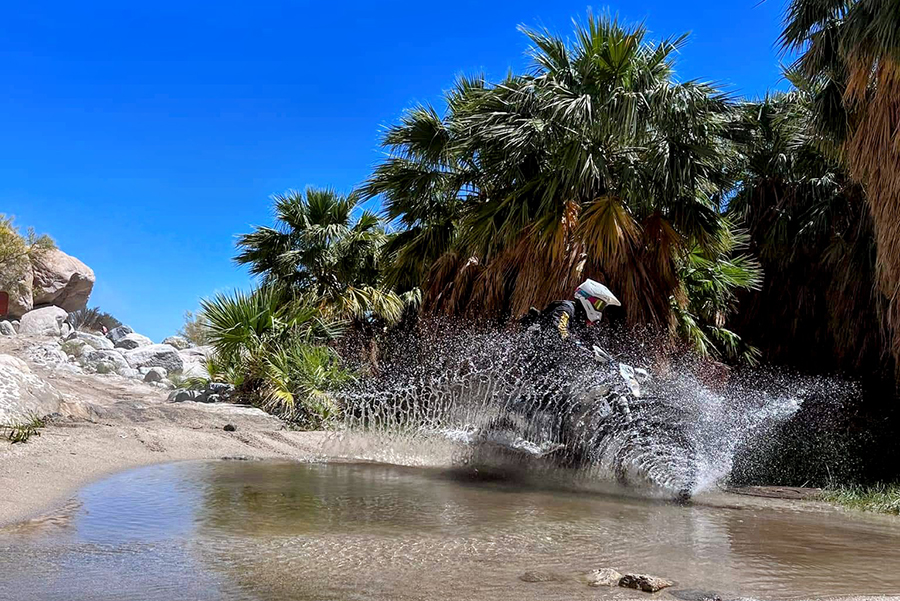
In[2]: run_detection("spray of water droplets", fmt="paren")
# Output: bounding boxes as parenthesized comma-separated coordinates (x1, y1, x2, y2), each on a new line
(324, 322, 846, 498)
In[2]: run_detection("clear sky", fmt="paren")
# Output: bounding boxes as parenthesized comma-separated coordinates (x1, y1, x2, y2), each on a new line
(1, 1, 790, 341)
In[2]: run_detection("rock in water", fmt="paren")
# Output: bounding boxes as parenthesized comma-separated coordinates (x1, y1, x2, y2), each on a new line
(619, 574, 674, 593)
(31, 248, 95, 312)
(0, 321, 16, 336)
(0, 354, 61, 423)
(584, 568, 623, 587)
(162, 335, 192, 350)
(105, 325, 133, 344)
(114, 333, 153, 350)
(19, 306, 69, 336)
(124, 344, 184, 373)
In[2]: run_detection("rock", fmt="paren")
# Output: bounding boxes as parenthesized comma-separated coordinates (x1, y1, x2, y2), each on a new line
(60, 322, 72, 337)
(117, 367, 141, 379)
(168, 389, 198, 403)
(0, 255, 34, 317)
(25, 342, 69, 367)
(81, 349, 130, 374)
(18, 306, 69, 336)
(180, 345, 213, 362)
(143, 366, 167, 383)
(163, 335, 192, 350)
(105, 325, 133, 344)
(618, 574, 674, 593)
(179, 345, 212, 378)
(115, 332, 153, 350)
(0, 321, 15, 336)
(0, 354, 62, 423)
(75, 331, 114, 350)
(223, 423, 236, 432)
(208, 382, 233, 395)
(124, 344, 184, 373)
(30, 248, 95, 312)
(585, 568, 623, 587)
(11, 320, 19, 333)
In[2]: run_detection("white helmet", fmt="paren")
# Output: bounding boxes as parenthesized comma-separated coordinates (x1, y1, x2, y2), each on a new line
(574, 279, 620, 323)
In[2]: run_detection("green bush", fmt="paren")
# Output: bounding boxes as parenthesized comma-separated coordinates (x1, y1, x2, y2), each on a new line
(200, 286, 351, 427)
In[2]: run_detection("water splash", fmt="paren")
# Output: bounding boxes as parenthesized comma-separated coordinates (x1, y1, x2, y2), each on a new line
(326, 324, 831, 498)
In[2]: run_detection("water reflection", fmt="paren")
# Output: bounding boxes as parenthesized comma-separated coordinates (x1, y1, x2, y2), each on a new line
(2, 461, 899, 601)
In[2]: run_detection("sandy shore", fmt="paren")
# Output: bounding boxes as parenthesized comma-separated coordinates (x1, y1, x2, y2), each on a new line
(0, 357, 330, 527)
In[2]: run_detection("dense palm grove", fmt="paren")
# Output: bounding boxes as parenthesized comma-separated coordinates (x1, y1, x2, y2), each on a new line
(197, 5, 900, 481)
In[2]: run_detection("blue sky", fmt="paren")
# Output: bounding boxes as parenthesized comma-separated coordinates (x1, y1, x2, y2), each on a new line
(1, 1, 790, 341)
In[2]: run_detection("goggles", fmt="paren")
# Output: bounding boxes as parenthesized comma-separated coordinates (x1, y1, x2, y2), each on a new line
(576, 290, 608, 312)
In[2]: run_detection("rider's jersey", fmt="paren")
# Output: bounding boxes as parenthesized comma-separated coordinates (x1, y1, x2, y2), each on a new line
(541, 300, 588, 341)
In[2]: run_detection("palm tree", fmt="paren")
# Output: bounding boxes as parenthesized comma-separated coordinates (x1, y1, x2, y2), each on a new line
(235, 187, 404, 323)
(782, 0, 900, 366)
(365, 13, 752, 356)
(727, 87, 886, 375)
(199, 286, 350, 426)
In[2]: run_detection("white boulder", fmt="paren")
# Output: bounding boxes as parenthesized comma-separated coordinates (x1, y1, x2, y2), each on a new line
(74, 331, 114, 350)
(124, 344, 184, 373)
(114, 332, 153, 350)
(0, 321, 15, 336)
(179, 345, 212, 378)
(0, 354, 62, 423)
(18, 306, 69, 336)
(31, 248, 95, 312)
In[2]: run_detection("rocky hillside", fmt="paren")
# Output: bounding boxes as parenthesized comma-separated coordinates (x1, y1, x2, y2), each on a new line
(0, 308, 215, 424)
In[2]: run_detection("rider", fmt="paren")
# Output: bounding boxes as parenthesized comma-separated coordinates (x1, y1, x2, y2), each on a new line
(523, 279, 620, 345)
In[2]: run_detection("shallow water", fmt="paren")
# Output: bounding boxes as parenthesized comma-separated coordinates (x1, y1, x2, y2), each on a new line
(2, 461, 899, 601)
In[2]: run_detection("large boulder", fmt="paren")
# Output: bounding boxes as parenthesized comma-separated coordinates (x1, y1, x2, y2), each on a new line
(124, 344, 184, 373)
(0, 354, 62, 423)
(162, 335, 192, 350)
(0, 256, 33, 318)
(18, 306, 69, 336)
(30, 248, 95, 312)
(115, 332, 153, 350)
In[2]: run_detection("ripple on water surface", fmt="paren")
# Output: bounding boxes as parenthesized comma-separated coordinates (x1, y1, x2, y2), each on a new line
(2, 460, 900, 601)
